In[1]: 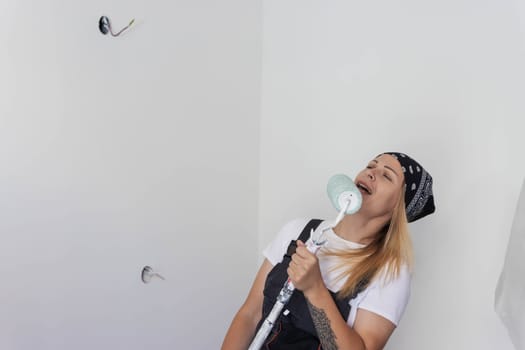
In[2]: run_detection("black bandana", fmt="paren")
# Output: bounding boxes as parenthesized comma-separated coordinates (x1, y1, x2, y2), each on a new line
(384, 152, 435, 222)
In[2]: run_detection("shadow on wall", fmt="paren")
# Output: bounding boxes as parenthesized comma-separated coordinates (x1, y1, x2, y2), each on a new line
(495, 178, 525, 350)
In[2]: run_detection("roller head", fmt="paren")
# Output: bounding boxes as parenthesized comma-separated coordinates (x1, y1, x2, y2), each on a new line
(327, 174, 362, 215)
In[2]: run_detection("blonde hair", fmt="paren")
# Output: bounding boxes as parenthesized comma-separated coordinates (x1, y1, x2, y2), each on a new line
(324, 187, 413, 299)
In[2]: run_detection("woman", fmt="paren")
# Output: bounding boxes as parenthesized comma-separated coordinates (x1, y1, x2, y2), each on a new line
(222, 152, 435, 350)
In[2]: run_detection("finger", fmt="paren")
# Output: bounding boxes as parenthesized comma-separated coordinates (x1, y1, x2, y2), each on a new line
(291, 253, 307, 268)
(289, 259, 300, 274)
(288, 265, 302, 282)
(289, 257, 297, 270)
(295, 245, 314, 259)
(287, 266, 297, 281)
(295, 253, 317, 271)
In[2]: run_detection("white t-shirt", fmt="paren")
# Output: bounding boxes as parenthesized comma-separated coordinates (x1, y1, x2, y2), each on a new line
(262, 218, 411, 327)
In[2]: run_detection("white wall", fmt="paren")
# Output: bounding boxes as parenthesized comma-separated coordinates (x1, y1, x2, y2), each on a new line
(3, 0, 525, 349)
(259, 0, 525, 349)
(0, 1, 261, 349)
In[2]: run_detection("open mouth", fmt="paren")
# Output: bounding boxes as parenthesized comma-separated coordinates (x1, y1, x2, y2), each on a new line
(357, 182, 372, 195)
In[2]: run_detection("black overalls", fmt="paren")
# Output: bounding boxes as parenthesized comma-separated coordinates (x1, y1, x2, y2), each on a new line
(255, 219, 365, 350)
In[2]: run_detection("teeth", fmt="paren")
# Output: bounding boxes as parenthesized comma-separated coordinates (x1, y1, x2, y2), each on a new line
(358, 183, 371, 195)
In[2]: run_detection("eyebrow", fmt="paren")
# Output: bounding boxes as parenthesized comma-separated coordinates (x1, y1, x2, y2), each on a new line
(371, 159, 399, 177)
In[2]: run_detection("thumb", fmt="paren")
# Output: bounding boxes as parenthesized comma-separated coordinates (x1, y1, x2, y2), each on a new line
(297, 240, 306, 247)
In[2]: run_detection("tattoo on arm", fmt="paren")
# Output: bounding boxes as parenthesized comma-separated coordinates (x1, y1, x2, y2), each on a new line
(306, 299, 339, 350)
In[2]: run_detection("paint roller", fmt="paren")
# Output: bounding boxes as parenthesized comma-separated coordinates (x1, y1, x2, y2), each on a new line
(248, 174, 362, 350)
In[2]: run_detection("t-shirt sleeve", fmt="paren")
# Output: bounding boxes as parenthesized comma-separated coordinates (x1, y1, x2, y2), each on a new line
(262, 218, 310, 266)
(355, 266, 411, 326)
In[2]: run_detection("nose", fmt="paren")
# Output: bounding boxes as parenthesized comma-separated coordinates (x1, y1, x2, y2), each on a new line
(367, 171, 375, 181)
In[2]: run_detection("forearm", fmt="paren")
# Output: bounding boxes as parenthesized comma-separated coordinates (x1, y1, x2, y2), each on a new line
(221, 309, 259, 350)
(305, 286, 366, 350)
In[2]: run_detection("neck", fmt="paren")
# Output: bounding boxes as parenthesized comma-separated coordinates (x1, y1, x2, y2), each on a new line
(333, 213, 389, 245)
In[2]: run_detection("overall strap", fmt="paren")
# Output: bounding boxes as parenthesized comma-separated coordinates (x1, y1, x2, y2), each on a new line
(285, 219, 323, 258)
(298, 219, 323, 242)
